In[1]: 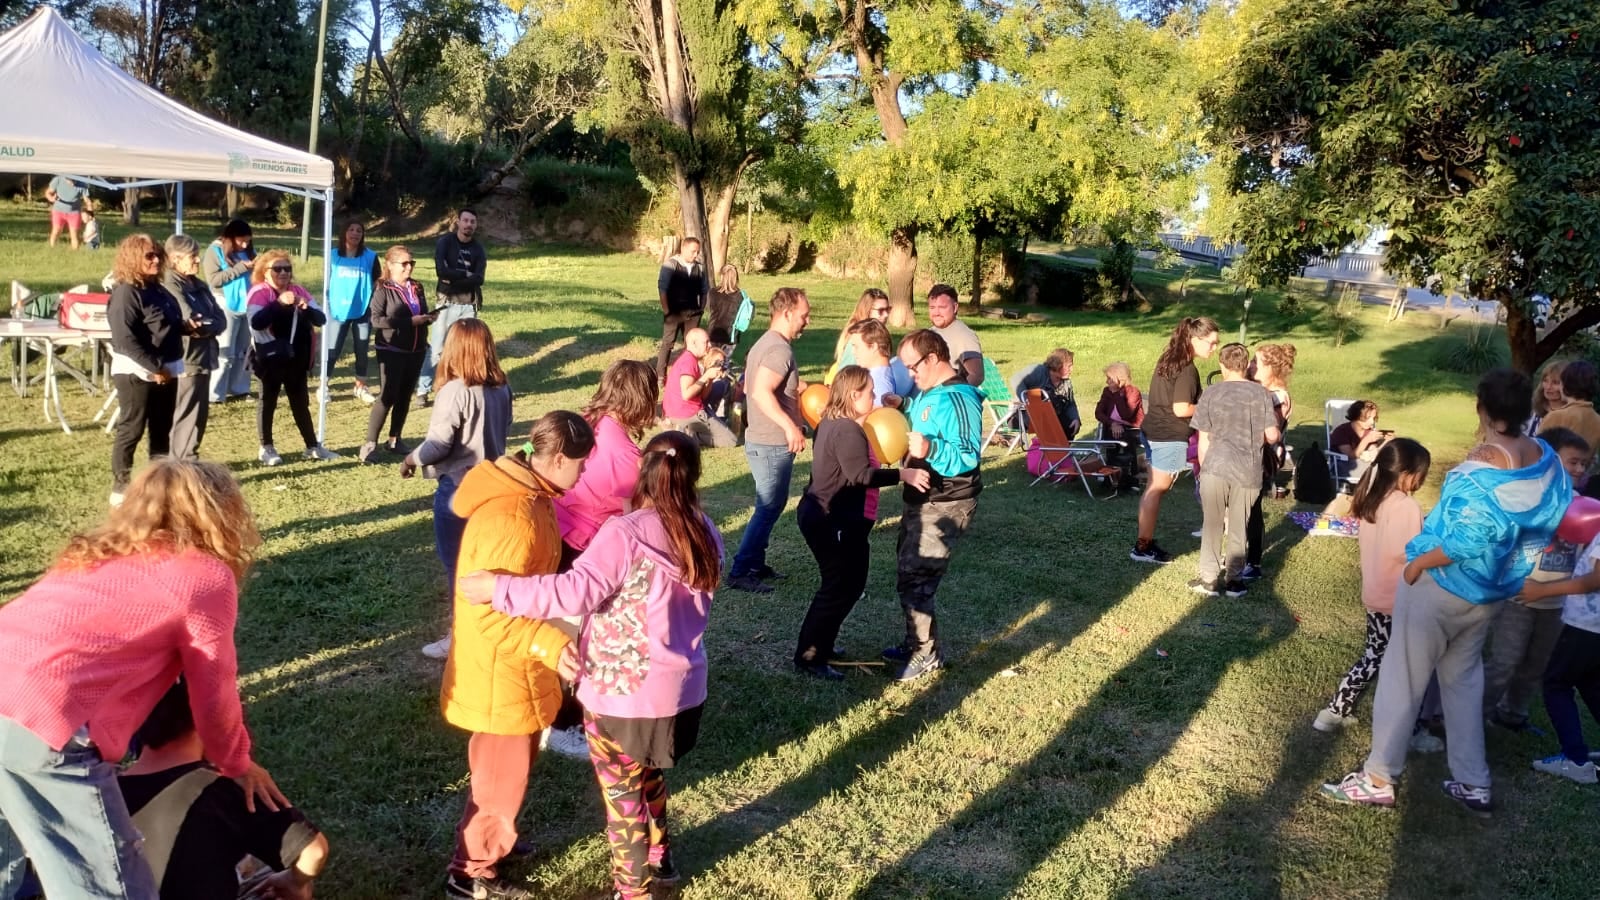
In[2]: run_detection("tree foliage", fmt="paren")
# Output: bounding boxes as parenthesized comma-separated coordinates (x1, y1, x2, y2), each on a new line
(1208, 0, 1600, 372)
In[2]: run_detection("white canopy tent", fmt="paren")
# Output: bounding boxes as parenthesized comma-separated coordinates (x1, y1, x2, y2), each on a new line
(0, 6, 340, 440)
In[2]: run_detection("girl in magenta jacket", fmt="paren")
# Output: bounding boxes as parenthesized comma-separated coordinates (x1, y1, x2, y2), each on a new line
(0, 459, 289, 899)
(460, 430, 720, 900)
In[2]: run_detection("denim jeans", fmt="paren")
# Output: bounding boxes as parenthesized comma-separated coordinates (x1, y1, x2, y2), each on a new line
(434, 473, 467, 592)
(323, 315, 372, 383)
(731, 442, 795, 577)
(416, 302, 477, 395)
(210, 307, 253, 402)
(0, 716, 159, 899)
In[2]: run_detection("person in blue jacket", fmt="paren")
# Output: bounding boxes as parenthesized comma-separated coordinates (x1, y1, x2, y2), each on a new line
(1322, 368, 1571, 815)
(884, 329, 985, 682)
(321, 219, 381, 405)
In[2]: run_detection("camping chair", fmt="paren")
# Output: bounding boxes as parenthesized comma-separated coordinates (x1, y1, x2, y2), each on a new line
(1324, 398, 1362, 493)
(979, 356, 1025, 454)
(1023, 389, 1124, 498)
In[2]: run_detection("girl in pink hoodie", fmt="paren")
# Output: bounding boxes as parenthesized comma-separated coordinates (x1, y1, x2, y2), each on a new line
(460, 430, 721, 899)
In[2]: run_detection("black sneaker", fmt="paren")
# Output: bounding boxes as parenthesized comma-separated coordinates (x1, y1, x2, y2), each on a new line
(1187, 577, 1219, 597)
(1130, 542, 1173, 564)
(650, 847, 681, 886)
(1223, 580, 1249, 598)
(725, 573, 773, 594)
(881, 642, 915, 664)
(1239, 564, 1264, 581)
(445, 873, 535, 899)
(752, 564, 786, 581)
(795, 661, 845, 681)
(893, 650, 943, 682)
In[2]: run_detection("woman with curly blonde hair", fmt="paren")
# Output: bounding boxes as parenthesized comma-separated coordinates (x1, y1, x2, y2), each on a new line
(0, 459, 290, 899)
(107, 233, 187, 505)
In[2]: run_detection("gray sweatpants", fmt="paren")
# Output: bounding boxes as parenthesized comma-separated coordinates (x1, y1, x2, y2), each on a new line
(1364, 574, 1499, 787)
(896, 497, 978, 654)
(1197, 473, 1259, 583)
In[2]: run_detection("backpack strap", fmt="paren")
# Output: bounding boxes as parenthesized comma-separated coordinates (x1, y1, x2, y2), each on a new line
(132, 767, 221, 886)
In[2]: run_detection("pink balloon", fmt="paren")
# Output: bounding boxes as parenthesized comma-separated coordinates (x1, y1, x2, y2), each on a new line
(1557, 496, 1600, 546)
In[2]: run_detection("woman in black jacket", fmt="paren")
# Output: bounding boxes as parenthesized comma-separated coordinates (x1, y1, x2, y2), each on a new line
(361, 245, 434, 463)
(107, 234, 187, 505)
(247, 250, 338, 466)
(162, 233, 227, 460)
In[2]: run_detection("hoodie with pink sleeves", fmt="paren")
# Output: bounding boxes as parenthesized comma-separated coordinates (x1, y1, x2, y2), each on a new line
(491, 508, 721, 720)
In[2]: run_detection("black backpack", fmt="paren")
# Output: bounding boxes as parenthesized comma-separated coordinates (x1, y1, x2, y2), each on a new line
(1294, 442, 1336, 504)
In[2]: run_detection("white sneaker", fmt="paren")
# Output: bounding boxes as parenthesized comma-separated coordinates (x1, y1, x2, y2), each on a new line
(1313, 708, 1357, 732)
(1409, 727, 1445, 754)
(420, 635, 451, 659)
(108, 491, 124, 507)
(354, 384, 376, 404)
(258, 445, 282, 467)
(544, 725, 589, 759)
(1532, 754, 1599, 784)
(304, 445, 340, 461)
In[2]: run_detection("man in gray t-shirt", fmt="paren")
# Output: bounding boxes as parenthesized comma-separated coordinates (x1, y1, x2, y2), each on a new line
(1190, 342, 1281, 595)
(728, 288, 811, 593)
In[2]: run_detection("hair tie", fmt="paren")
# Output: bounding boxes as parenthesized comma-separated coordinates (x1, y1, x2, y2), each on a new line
(522, 441, 535, 456)
(665, 446, 677, 457)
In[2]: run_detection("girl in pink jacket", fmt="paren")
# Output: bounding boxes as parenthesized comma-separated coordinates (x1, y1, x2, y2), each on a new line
(461, 430, 720, 900)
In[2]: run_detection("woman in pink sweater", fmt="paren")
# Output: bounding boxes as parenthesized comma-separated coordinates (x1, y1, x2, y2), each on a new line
(545, 359, 660, 757)
(461, 430, 721, 900)
(0, 459, 287, 899)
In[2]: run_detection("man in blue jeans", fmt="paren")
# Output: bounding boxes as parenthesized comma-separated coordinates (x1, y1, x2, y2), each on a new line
(416, 209, 486, 407)
(728, 287, 810, 593)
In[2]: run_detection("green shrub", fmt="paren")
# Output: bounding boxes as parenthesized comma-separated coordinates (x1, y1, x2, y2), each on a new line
(1434, 326, 1506, 374)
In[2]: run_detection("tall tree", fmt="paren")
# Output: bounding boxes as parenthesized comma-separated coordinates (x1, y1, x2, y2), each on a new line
(1207, 0, 1600, 373)
(516, 0, 757, 271)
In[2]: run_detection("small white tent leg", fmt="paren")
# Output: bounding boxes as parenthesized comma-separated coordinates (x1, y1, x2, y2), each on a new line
(175, 182, 183, 234)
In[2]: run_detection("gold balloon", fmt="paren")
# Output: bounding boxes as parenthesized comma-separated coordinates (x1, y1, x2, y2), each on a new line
(823, 361, 841, 385)
(800, 383, 830, 428)
(864, 406, 910, 465)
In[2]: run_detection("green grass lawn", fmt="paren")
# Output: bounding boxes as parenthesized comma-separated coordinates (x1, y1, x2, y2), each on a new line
(2, 200, 1596, 899)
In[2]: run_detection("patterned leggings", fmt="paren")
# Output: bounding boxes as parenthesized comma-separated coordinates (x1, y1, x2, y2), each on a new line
(1327, 610, 1392, 717)
(586, 718, 669, 900)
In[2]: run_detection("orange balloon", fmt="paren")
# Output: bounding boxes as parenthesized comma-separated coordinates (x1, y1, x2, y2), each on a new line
(864, 406, 910, 465)
(800, 383, 830, 428)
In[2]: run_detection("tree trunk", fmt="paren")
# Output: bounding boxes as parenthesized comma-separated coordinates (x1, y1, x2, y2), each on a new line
(706, 154, 755, 274)
(121, 186, 140, 225)
(970, 218, 989, 309)
(1503, 292, 1600, 374)
(472, 117, 563, 199)
(887, 224, 919, 328)
(674, 163, 709, 247)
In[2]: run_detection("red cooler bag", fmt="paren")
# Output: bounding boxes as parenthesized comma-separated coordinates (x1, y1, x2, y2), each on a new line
(59, 292, 112, 332)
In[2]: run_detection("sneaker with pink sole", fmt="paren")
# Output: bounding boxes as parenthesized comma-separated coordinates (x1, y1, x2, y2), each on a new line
(1319, 771, 1395, 808)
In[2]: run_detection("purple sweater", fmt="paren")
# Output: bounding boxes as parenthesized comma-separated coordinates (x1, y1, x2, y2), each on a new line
(492, 508, 721, 719)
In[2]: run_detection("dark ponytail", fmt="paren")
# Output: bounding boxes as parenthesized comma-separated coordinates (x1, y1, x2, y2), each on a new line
(1154, 316, 1219, 380)
(1350, 437, 1431, 523)
(518, 410, 595, 464)
(632, 431, 721, 592)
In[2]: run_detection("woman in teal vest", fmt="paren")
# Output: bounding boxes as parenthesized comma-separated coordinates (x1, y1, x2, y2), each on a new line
(321, 220, 381, 405)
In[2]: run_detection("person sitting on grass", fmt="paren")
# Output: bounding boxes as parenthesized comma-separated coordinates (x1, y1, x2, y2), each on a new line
(1481, 427, 1591, 732)
(663, 328, 738, 449)
(1538, 360, 1600, 454)
(1321, 368, 1571, 815)
(1188, 342, 1280, 598)
(1509, 498, 1600, 785)
(118, 678, 329, 900)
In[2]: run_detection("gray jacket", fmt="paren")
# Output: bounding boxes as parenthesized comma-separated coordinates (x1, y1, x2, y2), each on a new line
(162, 270, 226, 373)
(410, 380, 513, 481)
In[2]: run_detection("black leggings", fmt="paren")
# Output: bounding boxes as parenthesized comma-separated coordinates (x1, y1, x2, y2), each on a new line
(794, 497, 873, 665)
(367, 349, 425, 443)
(257, 364, 316, 449)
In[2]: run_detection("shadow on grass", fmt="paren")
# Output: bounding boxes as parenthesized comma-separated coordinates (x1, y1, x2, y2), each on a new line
(846, 509, 1305, 897)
